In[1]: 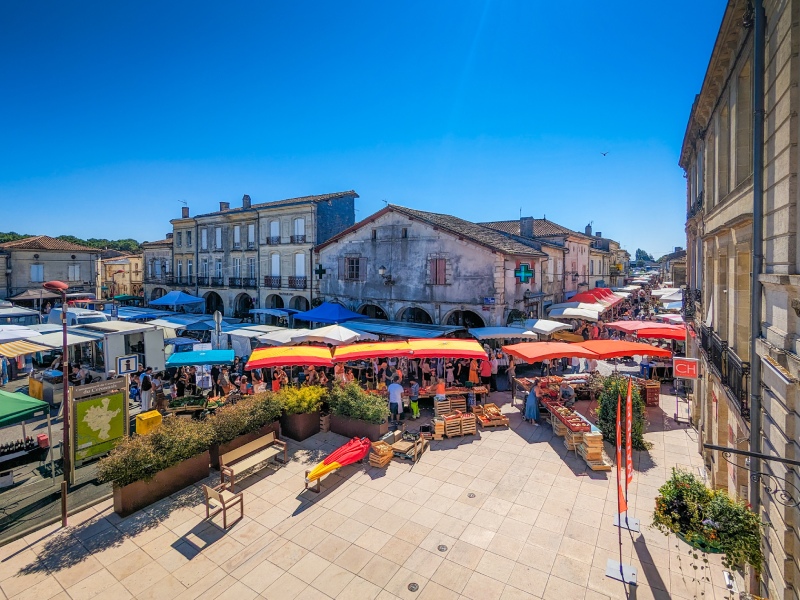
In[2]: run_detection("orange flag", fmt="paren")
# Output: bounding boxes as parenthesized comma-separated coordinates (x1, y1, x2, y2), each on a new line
(616, 392, 628, 513)
(625, 376, 634, 486)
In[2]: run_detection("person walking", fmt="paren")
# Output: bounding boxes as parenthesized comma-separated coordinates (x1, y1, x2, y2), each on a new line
(140, 367, 153, 411)
(409, 378, 420, 419)
(479, 358, 492, 390)
(490, 353, 499, 391)
(388, 376, 404, 423)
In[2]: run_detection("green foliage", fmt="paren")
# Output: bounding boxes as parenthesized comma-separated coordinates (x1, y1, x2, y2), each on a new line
(327, 382, 389, 424)
(0, 231, 142, 252)
(97, 418, 213, 487)
(0, 232, 30, 244)
(209, 392, 282, 444)
(635, 248, 654, 262)
(653, 469, 767, 572)
(278, 385, 325, 415)
(596, 375, 650, 450)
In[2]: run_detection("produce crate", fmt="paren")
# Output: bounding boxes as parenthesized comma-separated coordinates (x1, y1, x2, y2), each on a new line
(371, 441, 393, 456)
(449, 396, 467, 412)
(564, 428, 584, 450)
(434, 399, 451, 416)
(552, 418, 567, 436)
(578, 445, 613, 471)
(645, 382, 661, 406)
(460, 413, 477, 435)
(369, 451, 393, 468)
(445, 419, 462, 437)
(578, 442, 603, 461)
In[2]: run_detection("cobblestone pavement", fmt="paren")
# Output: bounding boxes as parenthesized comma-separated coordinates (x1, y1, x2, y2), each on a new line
(0, 391, 737, 600)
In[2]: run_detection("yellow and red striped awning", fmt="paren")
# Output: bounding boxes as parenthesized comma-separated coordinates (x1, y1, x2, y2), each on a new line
(246, 346, 334, 370)
(0, 339, 51, 358)
(332, 341, 412, 362)
(406, 338, 487, 359)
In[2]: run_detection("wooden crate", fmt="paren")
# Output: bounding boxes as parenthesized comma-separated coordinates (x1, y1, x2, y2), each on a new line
(369, 451, 393, 468)
(564, 429, 583, 450)
(445, 420, 462, 437)
(450, 396, 467, 412)
(645, 382, 660, 406)
(460, 414, 477, 435)
(552, 417, 567, 436)
(578, 442, 603, 461)
(578, 444, 612, 470)
(371, 441, 393, 456)
(434, 399, 451, 416)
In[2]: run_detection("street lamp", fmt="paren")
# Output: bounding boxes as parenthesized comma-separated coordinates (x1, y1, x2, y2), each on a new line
(43, 280, 69, 526)
(378, 265, 396, 286)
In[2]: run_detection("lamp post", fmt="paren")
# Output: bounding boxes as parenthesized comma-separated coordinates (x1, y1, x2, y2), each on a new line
(43, 280, 69, 526)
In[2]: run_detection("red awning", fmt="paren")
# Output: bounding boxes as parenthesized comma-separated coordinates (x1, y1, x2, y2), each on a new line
(502, 342, 599, 362)
(575, 340, 672, 359)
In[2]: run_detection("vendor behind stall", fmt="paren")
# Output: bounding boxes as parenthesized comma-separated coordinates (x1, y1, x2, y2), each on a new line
(559, 380, 576, 407)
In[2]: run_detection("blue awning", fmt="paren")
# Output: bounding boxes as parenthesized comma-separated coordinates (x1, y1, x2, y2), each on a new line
(345, 319, 464, 339)
(164, 337, 196, 347)
(165, 349, 235, 367)
(149, 291, 205, 308)
(293, 302, 365, 324)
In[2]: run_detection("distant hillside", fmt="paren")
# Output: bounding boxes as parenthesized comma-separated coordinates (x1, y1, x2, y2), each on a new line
(0, 232, 142, 253)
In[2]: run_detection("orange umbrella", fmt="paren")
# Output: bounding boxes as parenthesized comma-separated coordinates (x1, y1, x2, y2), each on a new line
(246, 345, 334, 369)
(576, 340, 672, 359)
(502, 342, 599, 362)
(606, 321, 677, 333)
(407, 338, 487, 359)
(636, 325, 686, 341)
(333, 341, 412, 361)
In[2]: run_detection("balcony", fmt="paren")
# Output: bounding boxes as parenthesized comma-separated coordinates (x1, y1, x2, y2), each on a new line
(264, 276, 281, 288)
(686, 191, 704, 220)
(247, 242, 256, 250)
(682, 288, 701, 320)
(197, 276, 209, 286)
(229, 277, 258, 288)
(288, 276, 307, 290)
(233, 243, 241, 250)
(725, 348, 750, 419)
(709, 330, 726, 379)
(290, 235, 307, 244)
(210, 277, 225, 287)
(700, 323, 711, 354)
(265, 236, 281, 245)
(144, 275, 173, 285)
(173, 276, 194, 286)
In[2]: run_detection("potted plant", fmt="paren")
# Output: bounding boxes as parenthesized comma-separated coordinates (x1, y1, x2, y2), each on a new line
(328, 382, 389, 441)
(653, 468, 767, 572)
(208, 392, 283, 469)
(278, 385, 326, 441)
(98, 418, 214, 516)
(596, 375, 650, 450)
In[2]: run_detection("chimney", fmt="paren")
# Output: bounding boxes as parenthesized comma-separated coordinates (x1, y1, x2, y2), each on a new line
(220, 201, 230, 211)
(242, 194, 251, 209)
(520, 216, 534, 238)
(585, 223, 592, 236)
(181, 206, 189, 218)
(166, 233, 173, 240)
(675, 246, 683, 253)
(596, 232, 602, 238)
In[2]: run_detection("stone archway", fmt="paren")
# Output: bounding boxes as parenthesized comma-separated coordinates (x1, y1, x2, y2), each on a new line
(204, 291, 224, 316)
(397, 306, 433, 324)
(234, 293, 254, 319)
(444, 309, 485, 329)
(358, 304, 388, 320)
(151, 287, 167, 301)
(290, 296, 310, 311)
(265, 294, 284, 309)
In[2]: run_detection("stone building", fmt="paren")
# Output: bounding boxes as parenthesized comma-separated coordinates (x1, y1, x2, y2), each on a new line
(100, 250, 143, 298)
(681, 1, 799, 596)
(142, 236, 173, 302)
(158, 191, 356, 317)
(314, 205, 549, 327)
(658, 248, 687, 286)
(0, 236, 100, 302)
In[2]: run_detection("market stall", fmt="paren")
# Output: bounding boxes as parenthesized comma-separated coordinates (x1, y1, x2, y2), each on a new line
(0, 391, 53, 486)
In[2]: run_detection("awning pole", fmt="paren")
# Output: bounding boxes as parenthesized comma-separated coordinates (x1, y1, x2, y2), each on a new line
(48, 413, 54, 482)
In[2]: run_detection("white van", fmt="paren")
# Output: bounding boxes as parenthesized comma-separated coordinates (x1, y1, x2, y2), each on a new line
(47, 307, 110, 327)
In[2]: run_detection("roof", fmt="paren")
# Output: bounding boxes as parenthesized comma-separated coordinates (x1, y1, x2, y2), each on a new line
(659, 249, 687, 263)
(193, 190, 359, 219)
(0, 391, 49, 428)
(345, 319, 464, 339)
(479, 219, 591, 240)
(141, 238, 173, 248)
(0, 236, 98, 253)
(317, 205, 547, 257)
(100, 249, 135, 259)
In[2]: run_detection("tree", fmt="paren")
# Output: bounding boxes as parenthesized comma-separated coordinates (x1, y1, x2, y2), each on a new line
(635, 248, 654, 263)
(596, 375, 650, 451)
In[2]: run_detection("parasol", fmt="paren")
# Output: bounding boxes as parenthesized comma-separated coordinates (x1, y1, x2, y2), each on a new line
(246, 345, 334, 369)
(333, 341, 413, 361)
(406, 338, 487, 359)
(502, 342, 599, 363)
(575, 340, 672, 359)
(289, 324, 377, 345)
(636, 325, 686, 341)
(305, 437, 372, 483)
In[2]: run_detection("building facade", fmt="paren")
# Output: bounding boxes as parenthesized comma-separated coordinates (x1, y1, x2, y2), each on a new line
(100, 251, 143, 299)
(142, 236, 174, 302)
(160, 192, 356, 318)
(315, 205, 549, 327)
(0, 236, 100, 301)
(681, 1, 799, 597)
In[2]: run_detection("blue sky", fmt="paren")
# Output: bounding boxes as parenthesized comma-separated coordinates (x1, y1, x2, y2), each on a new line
(0, 1, 723, 258)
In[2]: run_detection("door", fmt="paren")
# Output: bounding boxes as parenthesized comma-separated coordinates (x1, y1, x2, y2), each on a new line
(144, 329, 166, 371)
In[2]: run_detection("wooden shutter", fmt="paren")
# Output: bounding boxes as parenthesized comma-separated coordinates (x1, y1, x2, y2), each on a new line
(358, 257, 367, 281)
(430, 258, 446, 285)
(338, 257, 346, 280)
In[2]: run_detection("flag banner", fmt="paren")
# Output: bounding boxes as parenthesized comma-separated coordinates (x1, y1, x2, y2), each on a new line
(625, 376, 634, 486)
(616, 393, 628, 513)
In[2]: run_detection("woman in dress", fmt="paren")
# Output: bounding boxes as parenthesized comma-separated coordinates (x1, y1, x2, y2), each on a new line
(445, 361, 455, 387)
(468, 358, 480, 384)
(175, 367, 187, 398)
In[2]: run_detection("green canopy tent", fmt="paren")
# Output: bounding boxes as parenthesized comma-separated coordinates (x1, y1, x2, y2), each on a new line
(0, 390, 54, 481)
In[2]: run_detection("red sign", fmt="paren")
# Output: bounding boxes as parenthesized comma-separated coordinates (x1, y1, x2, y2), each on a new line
(673, 357, 699, 379)
(615, 393, 628, 514)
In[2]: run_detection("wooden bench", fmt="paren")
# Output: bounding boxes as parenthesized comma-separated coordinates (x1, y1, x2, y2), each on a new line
(220, 431, 287, 490)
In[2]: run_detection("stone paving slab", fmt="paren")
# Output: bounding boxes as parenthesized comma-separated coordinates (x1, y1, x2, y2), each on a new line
(0, 390, 740, 600)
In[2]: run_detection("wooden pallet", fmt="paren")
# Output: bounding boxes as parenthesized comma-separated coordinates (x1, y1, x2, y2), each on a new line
(460, 414, 477, 435)
(476, 416, 510, 428)
(434, 399, 451, 416)
(450, 396, 467, 412)
(578, 445, 612, 470)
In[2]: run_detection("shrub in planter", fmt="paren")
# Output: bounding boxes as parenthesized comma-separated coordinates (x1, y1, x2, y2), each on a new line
(327, 382, 389, 424)
(653, 468, 767, 572)
(596, 375, 650, 450)
(278, 386, 326, 415)
(210, 392, 283, 445)
(97, 418, 213, 488)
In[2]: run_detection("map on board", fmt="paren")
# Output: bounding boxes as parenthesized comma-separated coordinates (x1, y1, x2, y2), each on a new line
(74, 392, 126, 461)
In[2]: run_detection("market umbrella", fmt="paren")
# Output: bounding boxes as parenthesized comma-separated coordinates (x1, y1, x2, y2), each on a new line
(521, 319, 573, 335)
(289, 324, 376, 346)
(605, 321, 677, 334)
(575, 340, 672, 359)
(0, 325, 41, 343)
(258, 328, 313, 346)
(333, 341, 413, 361)
(246, 345, 334, 369)
(407, 338, 487, 359)
(502, 342, 599, 363)
(636, 325, 686, 341)
(305, 437, 372, 483)
(548, 307, 601, 322)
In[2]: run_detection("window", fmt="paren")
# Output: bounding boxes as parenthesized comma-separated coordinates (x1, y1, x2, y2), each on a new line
(187, 260, 193, 277)
(401, 228, 408, 239)
(68, 264, 81, 281)
(30, 264, 44, 282)
(214, 259, 222, 278)
(430, 258, 447, 285)
(147, 260, 153, 278)
(719, 104, 730, 198)
(201, 229, 208, 250)
(215, 227, 222, 249)
(345, 257, 362, 281)
(201, 258, 208, 276)
(371, 229, 377, 241)
(233, 225, 241, 247)
(590, 260, 594, 276)
(154, 260, 162, 276)
(176, 232, 182, 247)
(176, 261, 183, 278)
(186, 231, 192, 247)
(706, 126, 716, 207)
(248, 257, 256, 278)
(270, 220, 280, 239)
(295, 253, 306, 277)
(233, 258, 241, 277)
(271, 253, 281, 275)
(248, 223, 255, 244)
(294, 218, 305, 236)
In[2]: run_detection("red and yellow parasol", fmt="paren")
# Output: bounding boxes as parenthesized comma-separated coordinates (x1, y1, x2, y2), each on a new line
(406, 338, 487, 359)
(246, 345, 334, 370)
(305, 437, 372, 483)
(333, 341, 413, 362)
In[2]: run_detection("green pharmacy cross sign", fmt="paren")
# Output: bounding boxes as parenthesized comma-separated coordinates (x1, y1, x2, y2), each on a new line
(514, 263, 534, 284)
(314, 264, 327, 280)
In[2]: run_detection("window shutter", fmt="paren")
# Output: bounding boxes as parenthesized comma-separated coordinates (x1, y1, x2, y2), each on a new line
(430, 258, 446, 285)
(358, 257, 367, 281)
(338, 257, 345, 280)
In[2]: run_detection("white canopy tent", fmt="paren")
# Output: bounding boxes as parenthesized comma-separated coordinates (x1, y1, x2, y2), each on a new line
(659, 291, 683, 303)
(547, 301, 607, 313)
(519, 319, 574, 335)
(258, 328, 313, 346)
(288, 324, 377, 345)
(547, 307, 601, 322)
(651, 287, 681, 298)
(0, 325, 41, 343)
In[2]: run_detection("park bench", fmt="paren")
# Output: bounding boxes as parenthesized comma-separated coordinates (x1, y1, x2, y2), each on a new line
(219, 431, 287, 490)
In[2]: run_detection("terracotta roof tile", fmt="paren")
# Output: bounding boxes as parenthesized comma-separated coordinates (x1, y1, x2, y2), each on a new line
(141, 239, 173, 247)
(0, 235, 98, 252)
(480, 219, 590, 239)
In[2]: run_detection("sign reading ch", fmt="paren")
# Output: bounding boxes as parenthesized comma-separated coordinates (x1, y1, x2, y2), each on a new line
(673, 357, 699, 380)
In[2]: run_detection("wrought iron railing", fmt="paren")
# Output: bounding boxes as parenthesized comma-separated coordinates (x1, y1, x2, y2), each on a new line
(290, 235, 307, 244)
(709, 330, 726, 379)
(210, 277, 225, 287)
(265, 236, 281, 245)
(264, 276, 281, 288)
(725, 348, 750, 419)
(173, 276, 194, 286)
(229, 277, 244, 288)
(243, 278, 257, 288)
(144, 275, 173, 284)
(288, 276, 307, 289)
(700, 323, 710, 354)
(196, 276, 209, 286)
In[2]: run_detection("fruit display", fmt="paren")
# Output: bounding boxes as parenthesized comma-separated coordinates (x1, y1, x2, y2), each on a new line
(542, 400, 591, 432)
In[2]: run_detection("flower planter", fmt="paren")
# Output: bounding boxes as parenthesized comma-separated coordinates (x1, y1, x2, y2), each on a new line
(330, 415, 388, 441)
(113, 450, 210, 517)
(676, 531, 724, 554)
(280, 411, 320, 442)
(209, 422, 281, 470)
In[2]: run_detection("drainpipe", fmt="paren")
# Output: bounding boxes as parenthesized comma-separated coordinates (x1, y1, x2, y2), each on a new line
(749, 0, 765, 516)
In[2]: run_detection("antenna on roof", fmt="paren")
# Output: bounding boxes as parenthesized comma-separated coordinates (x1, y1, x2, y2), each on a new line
(178, 200, 187, 206)
(519, 207, 522, 219)
(381, 199, 388, 206)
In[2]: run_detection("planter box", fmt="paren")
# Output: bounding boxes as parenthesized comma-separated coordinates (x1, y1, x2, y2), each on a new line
(113, 450, 210, 517)
(330, 415, 388, 441)
(280, 411, 320, 442)
(209, 421, 281, 470)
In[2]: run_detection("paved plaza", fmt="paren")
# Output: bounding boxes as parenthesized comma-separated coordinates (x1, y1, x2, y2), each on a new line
(0, 392, 736, 600)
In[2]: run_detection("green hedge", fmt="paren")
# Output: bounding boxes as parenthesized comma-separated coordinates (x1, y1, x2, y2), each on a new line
(278, 386, 326, 415)
(327, 382, 389, 424)
(210, 392, 283, 444)
(596, 375, 649, 451)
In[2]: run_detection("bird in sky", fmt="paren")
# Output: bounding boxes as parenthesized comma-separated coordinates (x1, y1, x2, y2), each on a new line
(601, 151, 609, 156)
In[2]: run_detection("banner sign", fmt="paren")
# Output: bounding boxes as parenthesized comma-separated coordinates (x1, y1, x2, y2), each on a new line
(616, 393, 628, 513)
